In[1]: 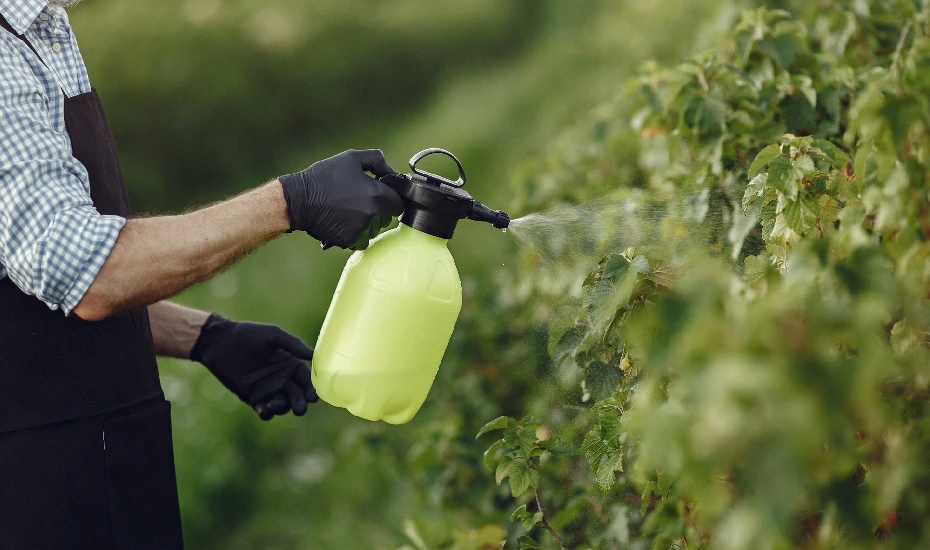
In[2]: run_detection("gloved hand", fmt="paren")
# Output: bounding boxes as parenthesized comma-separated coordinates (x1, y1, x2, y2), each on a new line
(190, 314, 318, 420)
(280, 149, 405, 250)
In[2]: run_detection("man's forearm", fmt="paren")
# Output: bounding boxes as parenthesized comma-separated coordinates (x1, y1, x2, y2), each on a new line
(73, 180, 290, 321)
(148, 301, 211, 359)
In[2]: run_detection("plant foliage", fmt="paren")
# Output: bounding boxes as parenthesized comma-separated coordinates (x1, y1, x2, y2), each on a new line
(460, 1, 930, 548)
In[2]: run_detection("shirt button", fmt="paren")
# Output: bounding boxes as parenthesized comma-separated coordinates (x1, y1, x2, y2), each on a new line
(39, 12, 50, 20)
(51, 43, 61, 52)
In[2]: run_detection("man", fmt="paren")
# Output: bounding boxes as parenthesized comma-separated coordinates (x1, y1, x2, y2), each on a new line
(0, 1, 404, 548)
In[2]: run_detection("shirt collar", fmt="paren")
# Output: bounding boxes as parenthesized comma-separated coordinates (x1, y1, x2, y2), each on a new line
(0, 0, 49, 35)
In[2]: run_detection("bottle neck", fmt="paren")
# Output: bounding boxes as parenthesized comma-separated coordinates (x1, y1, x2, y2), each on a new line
(399, 222, 451, 245)
(399, 204, 460, 239)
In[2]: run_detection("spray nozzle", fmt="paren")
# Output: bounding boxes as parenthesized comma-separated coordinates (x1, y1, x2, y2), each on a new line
(468, 201, 511, 229)
(380, 148, 510, 239)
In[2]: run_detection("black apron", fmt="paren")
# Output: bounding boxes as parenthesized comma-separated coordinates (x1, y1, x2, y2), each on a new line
(0, 15, 183, 549)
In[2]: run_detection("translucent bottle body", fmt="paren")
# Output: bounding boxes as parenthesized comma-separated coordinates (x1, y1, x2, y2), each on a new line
(311, 224, 462, 424)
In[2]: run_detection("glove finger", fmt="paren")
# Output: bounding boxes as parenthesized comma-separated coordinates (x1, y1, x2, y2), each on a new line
(356, 149, 395, 178)
(267, 393, 290, 417)
(306, 385, 319, 403)
(269, 329, 315, 361)
(284, 380, 308, 416)
(246, 371, 295, 406)
(293, 364, 319, 403)
(254, 402, 274, 421)
(378, 184, 405, 217)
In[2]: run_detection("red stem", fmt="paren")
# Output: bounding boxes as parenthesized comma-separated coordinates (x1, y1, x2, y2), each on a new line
(535, 486, 565, 549)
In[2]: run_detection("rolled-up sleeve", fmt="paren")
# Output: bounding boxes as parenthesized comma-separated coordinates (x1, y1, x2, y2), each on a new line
(0, 40, 124, 315)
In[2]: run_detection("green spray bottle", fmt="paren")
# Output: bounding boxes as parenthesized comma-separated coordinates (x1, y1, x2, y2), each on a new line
(311, 149, 510, 424)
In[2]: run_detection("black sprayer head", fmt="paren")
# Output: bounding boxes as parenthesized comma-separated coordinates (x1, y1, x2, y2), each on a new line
(380, 148, 510, 239)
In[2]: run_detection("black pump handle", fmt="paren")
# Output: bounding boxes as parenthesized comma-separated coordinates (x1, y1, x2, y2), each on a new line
(409, 148, 466, 188)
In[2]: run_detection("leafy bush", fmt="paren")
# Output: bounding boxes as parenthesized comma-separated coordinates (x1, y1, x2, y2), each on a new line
(458, 2, 930, 548)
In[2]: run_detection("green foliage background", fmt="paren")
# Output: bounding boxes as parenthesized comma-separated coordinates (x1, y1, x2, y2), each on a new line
(69, 0, 929, 548)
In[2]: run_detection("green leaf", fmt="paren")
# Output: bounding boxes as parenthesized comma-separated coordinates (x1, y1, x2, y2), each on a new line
(496, 458, 515, 486)
(477, 416, 511, 438)
(795, 75, 817, 108)
(520, 416, 544, 431)
(508, 461, 541, 497)
(641, 481, 654, 516)
(629, 255, 651, 275)
(817, 195, 841, 232)
(517, 535, 541, 549)
(759, 33, 801, 69)
(794, 154, 815, 175)
(602, 253, 631, 281)
(547, 308, 581, 357)
(505, 425, 538, 460)
(766, 243, 788, 267)
(811, 139, 851, 169)
(779, 193, 820, 235)
(730, 199, 762, 260)
(585, 254, 649, 334)
(546, 437, 580, 457)
(766, 155, 797, 199)
(484, 438, 505, 471)
(760, 199, 777, 240)
(581, 421, 624, 496)
(742, 173, 768, 212)
(511, 504, 544, 531)
(682, 94, 725, 136)
(779, 94, 817, 134)
(881, 95, 923, 147)
(749, 143, 782, 176)
(744, 255, 770, 284)
(553, 326, 587, 366)
(583, 278, 615, 315)
(595, 448, 624, 496)
(584, 360, 622, 402)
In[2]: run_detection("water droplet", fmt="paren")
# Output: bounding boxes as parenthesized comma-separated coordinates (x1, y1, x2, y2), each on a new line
(502, 227, 508, 233)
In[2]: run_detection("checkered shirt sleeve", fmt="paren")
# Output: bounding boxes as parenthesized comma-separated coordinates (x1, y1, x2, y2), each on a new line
(0, 21, 125, 315)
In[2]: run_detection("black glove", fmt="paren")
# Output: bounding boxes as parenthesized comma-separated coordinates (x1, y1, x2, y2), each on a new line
(280, 149, 405, 250)
(190, 314, 319, 420)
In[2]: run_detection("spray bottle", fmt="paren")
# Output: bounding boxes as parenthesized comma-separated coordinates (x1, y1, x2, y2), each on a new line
(311, 148, 510, 424)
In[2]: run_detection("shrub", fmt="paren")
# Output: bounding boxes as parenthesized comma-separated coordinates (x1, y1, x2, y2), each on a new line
(468, 2, 930, 548)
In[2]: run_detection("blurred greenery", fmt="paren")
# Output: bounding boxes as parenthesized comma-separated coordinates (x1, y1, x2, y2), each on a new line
(64, 0, 930, 549)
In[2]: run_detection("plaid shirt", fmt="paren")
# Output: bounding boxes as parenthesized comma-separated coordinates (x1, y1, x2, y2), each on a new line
(0, 0, 124, 315)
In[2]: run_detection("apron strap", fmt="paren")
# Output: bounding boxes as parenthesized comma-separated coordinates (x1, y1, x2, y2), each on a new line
(0, 13, 72, 107)
(0, 13, 43, 60)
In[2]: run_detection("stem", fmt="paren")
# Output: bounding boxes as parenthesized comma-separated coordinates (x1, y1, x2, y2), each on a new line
(816, 196, 834, 238)
(854, 18, 874, 64)
(696, 69, 710, 94)
(535, 486, 565, 549)
(734, 145, 750, 169)
(891, 19, 913, 74)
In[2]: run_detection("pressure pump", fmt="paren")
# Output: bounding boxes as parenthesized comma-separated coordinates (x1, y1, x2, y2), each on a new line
(311, 148, 510, 424)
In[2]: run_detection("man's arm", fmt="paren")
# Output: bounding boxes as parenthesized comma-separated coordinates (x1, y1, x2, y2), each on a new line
(72, 181, 288, 321)
(148, 301, 211, 359)
(73, 149, 404, 321)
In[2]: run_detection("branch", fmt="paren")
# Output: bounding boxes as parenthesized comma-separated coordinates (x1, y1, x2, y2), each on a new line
(891, 19, 913, 74)
(535, 486, 565, 549)
(734, 145, 750, 169)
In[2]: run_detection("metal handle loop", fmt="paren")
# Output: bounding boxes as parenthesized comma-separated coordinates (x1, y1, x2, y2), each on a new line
(409, 148, 466, 188)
